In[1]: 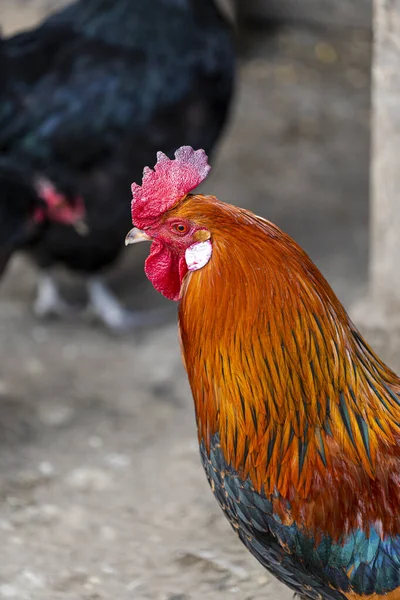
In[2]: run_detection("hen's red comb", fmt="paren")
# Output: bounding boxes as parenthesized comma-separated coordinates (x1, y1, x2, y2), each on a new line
(131, 146, 211, 228)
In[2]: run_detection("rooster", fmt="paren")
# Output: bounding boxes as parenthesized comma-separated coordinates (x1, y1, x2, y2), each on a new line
(126, 146, 400, 600)
(0, 0, 234, 330)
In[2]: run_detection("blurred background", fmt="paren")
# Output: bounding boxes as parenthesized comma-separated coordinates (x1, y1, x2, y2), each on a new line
(0, 1, 373, 599)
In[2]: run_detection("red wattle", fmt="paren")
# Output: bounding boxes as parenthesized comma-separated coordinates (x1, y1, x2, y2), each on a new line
(144, 241, 188, 301)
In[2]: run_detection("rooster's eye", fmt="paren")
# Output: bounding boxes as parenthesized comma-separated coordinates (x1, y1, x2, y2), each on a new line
(172, 222, 189, 235)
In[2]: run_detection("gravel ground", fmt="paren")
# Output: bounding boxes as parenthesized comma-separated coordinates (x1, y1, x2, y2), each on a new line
(0, 3, 380, 600)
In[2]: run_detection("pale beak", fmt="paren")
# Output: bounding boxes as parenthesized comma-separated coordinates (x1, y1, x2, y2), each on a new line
(73, 217, 89, 236)
(125, 227, 152, 246)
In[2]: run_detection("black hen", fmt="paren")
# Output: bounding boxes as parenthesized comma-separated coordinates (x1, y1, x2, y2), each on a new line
(0, 0, 234, 329)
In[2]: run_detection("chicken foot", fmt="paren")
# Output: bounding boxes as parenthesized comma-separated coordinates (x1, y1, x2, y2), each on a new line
(34, 272, 166, 331)
(34, 271, 77, 318)
(86, 276, 167, 332)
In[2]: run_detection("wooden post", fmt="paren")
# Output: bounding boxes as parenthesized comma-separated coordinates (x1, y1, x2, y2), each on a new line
(368, 0, 400, 319)
(237, 0, 371, 28)
(215, 0, 237, 24)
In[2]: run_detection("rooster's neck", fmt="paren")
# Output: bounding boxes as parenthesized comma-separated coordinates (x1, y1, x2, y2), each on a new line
(178, 209, 400, 502)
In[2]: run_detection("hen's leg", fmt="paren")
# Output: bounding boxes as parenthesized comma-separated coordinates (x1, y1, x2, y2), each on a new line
(86, 276, 167, 332)
(34, 271, 75, 318)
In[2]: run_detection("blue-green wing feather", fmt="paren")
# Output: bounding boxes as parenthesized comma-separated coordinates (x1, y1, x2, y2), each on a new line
(201, 435, 400, 599)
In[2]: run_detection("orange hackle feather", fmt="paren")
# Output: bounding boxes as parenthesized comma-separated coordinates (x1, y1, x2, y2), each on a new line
(172, 194, 400, 543)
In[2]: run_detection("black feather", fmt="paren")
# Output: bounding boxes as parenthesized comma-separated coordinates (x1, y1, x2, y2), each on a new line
(0, 0, 234, 274)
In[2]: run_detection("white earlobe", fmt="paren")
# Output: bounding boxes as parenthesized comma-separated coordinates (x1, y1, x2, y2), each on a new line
(185, 240, 212, 271)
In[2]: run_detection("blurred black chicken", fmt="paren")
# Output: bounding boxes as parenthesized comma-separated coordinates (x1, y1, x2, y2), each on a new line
(0, 0, 234, 330)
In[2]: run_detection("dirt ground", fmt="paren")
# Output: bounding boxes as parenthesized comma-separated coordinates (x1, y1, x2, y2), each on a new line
(0, 3, 385, 599)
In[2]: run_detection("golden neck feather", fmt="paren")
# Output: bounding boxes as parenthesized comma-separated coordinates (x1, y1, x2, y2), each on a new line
(178, 205, 400, 500)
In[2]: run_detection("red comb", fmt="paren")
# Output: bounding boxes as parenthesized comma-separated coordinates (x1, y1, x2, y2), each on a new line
(131, 146, 211, 228)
